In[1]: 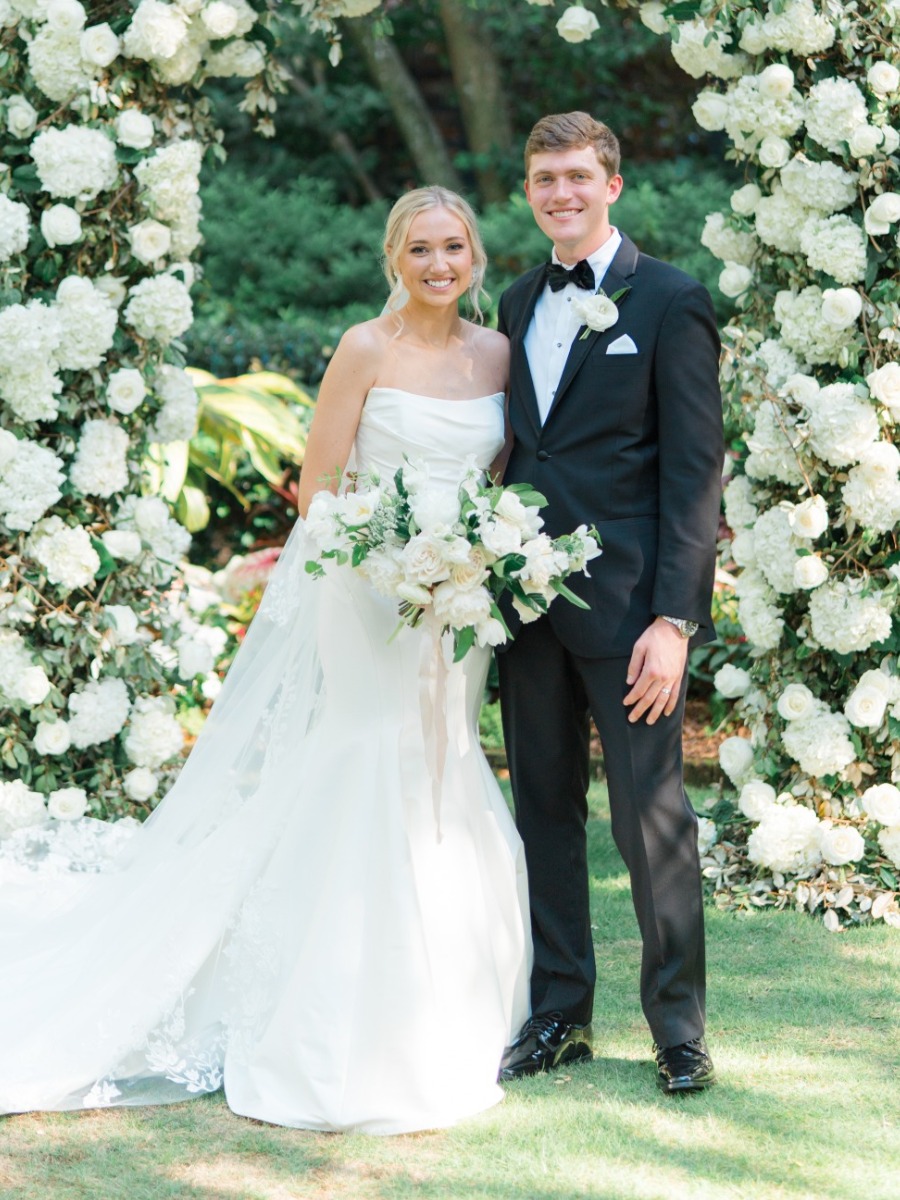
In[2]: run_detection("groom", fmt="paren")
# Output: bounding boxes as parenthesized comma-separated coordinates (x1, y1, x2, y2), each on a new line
(496, 112, 724, 1093)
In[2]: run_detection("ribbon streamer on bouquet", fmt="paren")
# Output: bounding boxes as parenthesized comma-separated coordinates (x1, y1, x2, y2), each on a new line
(419, 611, 471, 842)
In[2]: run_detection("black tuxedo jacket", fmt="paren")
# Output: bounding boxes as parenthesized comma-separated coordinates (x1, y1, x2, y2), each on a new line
(498, 234, 724, 659)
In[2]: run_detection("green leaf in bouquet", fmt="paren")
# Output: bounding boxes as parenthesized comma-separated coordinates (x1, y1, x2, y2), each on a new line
(501, 483, 548, 509)
(89, 537, 117, 582)
(552, 579, 590, 609)
(304, 562, 324, 577)
(351, 543, 368, 568)
(453, 626, 476, 662)
(492, 553, 526, 579)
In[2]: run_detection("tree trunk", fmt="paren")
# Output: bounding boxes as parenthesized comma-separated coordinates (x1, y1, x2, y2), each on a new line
(345, 16, 463, 193)
(436, 0, 515, 205)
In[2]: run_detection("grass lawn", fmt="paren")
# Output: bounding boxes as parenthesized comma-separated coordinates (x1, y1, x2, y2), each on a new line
(2, 781, 898, 1200)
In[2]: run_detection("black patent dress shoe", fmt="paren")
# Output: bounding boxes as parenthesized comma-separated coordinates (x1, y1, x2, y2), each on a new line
(654, 1036, 716, 1094)
(499, 1012, 593, 1081)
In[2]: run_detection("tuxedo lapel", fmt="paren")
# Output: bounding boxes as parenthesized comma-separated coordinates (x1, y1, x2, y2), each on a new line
(507, 266, 547, 436)
(543, 237, 640, 425)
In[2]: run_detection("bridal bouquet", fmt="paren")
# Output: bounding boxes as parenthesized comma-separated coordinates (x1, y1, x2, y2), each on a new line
(304, 460, 601, 661)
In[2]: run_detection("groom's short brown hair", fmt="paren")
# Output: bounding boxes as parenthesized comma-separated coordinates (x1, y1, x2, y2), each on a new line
(524, 112, 621, 179)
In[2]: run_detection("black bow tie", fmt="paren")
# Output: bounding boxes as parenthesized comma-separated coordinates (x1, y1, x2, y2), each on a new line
(545, 259, 595, 292)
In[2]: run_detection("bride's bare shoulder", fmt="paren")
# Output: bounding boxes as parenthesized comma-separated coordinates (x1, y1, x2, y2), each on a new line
(465, 322, 509, 370)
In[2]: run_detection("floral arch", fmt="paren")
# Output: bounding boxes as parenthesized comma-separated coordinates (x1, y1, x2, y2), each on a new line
(0, 0, 898, 929)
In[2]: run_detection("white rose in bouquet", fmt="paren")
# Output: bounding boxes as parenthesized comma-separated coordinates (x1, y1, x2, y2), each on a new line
(747, 803, 822, 873)
(6, 96, 38, 139)
(128, 218, 171, 264)
(449, 547, 490, 591)
(480, 516, 523, 558)
(863, 191, 900, 236)
(80, 21, 119, 67)
(821, 288, 862, 329)
(123, 766, 159, 803)
(40, 203, 82, 247)
(107, 368, 147, 415)
(512, 595, 543, 625)
(777, 683, 816, 722)
(402, 533, 453, 586)
(556, 4, 599, 44)
(432, 579, 492, 630)
(863, 783, 900, 827)
(33, 719, 71, 756)
(714, 664, 751, 698)
(115, 108, 154, 149)
(410, 488, 459, 533)
(793, 555, 828, 590)
(739, 779, 777, 822)
(48, 786, 88, 822)
(68, 677, 130, 748)
(494, 489, 543, 535)
(867, 363, 900, 416)
(358, 546, 406, 597)
(868, 61, 900, 97)
(819, 823, 865, 867)
(718, 735, 755, 784)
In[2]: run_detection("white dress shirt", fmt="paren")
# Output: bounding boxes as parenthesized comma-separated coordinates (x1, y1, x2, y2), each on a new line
(524, 229, 623, 424)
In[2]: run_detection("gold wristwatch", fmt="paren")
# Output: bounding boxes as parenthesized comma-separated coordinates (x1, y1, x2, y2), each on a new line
(659, 616, 698, 639)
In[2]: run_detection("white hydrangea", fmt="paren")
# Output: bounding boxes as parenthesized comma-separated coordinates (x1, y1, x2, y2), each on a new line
(0, 434, 64, 531)
(0, 779, 47, 837)
(115, 493, 191, 573)
(149, 365, 199, 443)
(806, 78, 869, 153)
(779, 156, 858, 217)
(125, 273, 193, 343)
(744, 401, 805, 485)
(0, 363, 63, 422)
(27, 515, 99, 591)
(755, 0, 835, 57)
(774, 287, 855, 366)
(714, 664, 752, 698)
(798, 214, 867, 285)
(723, 74, 805, 149)
(735, 567, 784, 652)
(0, 629, 42, 706)
(69, 419, 130, 498)
(31, 125, 118, 200)
(782, 705, 856, 778)
(54, 276, 118, 369)
(0, 193, 31, 261)
(123, 695, 184, 768)
(204, 38, 265, 78)
(671, 18, 746, 80)
(808, 577, 893, 655)
(747, 802, 822, 873)
(122, 0, 190, 63)
(753, 187, 814, 254)
(27, 29, 92, 101)
(68, 676, 131, 748)
(724, 474, 758, 529)
(753, 505, 802, 594)
(842, 456, 900, 533)
(700, 212, 757, 265)
(134, 140, 203, 222)
(201, 0, 239, 38)
(806, 383, 878, 468)
(755, 338, 802, 389)
(152, 34, 204, 86)
(169, 196, 202, 258)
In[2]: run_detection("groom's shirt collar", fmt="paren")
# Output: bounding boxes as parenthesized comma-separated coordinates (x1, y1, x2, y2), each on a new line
(525, 229, 623, 425)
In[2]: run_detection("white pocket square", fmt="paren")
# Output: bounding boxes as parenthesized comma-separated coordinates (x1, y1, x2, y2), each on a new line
(606, 334, 638, 355)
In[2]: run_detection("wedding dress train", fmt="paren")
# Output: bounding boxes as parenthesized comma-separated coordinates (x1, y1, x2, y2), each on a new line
(0, 388, 531, 1134)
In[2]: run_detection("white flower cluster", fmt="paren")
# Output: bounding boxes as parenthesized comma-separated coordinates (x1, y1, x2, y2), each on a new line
(844, 668, 900, 731)
(744, 401, 805, 486)
(805, 383, 878, 468)
(125, 273, 193, 344)
(123, 695, 184, 768)
(805, 78, 868, 155)
(753, 186, 813, 254)
(69, 419, 130, 499)
(842, 443, 900, 533)
(148, 366, 199, 443)
(808, 577, 892, 655)
(27, 515, 99, 592)
(0, 628, 51, 708)
(113, 495, 192, 582)
(0, 299, 62, 422)
(723, 474, 758, 530)
(0, 429, 64, 531)
(0, 193, 30, 261)
(773, 287, 855, 366)
(780, 157, 857, 215)
(31, 125, 118, 200)
(797, 214, 866, 285)
(776, 683, 856, 778)
(0, 779, 47, 838)
(734, 567, 784, 652)
(700, 212, 757, 265)
(68, 676, 130, 748)
(54, 276, 118, 370)
(670, 19, 745, 80)
(738, 0, 835, 58)
(122, 0, 259, 87)
(133, 140, 203, 258)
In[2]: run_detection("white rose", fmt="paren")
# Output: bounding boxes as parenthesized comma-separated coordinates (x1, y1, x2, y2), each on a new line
(48, 786, 88, 821)
(849, 124, 884, 158)
(409, 488, 460, 533)
(106, 367, 146, 415)
(128, 218, 171, 264)
(692, 91, 729, 132)
(201, 0, 238, 38)
(101, 529, 142, 561)
(115, 108, 154, 150)
(6, 95, 38, 139)
(200, 673, 222, 701)
(759, 64, 795, 100)
(819, 823, 865, 866)
(714, 664, 752, 698)
(718, 262, 753, 299)
(788, 495, 828, 539)
(95, 273, 128, 308)
(882, 127, 900, 155)
(696, 817, 718, 856)
(868, 61, 900, 97)
(739, 780, 777, 822)
(821, 287, 862, 329)
(556, 4, 599, 44)
(718, 735, 754, 784)
(793, 555, 829, 590)
(867, 362, 900, 416)
(40, 203, 82, 248)
(475, 617, 507, 648)
(123, 766, 158, 802)
(777, 683, 816, 722)
(864, 191, 900, 235)
(731, 183, 762, 216)
(572, 291, 619, 333)
(758, 136, 791, 169)
(480, 516, 523, 558)
(18, 665, 51, 705)
(862, 783, 900, 827)
(33, 720, 71, 756)
(402, 534, 452, 585)
(47, 0, 86, 35)
(845, 680, 888, 729)
(80, 22, 119, 67)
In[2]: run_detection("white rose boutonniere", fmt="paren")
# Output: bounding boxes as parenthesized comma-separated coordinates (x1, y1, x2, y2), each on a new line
(573, 285, 631, 340)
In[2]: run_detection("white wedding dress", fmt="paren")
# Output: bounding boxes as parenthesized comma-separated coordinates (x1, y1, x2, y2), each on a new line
(0, 388, 531, 1135)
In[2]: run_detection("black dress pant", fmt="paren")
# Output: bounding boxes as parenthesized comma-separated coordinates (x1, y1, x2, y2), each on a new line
(498, 615, 706, 1048)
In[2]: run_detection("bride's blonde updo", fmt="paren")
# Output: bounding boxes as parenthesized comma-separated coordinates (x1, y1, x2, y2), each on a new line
(382, 186, 489, 322)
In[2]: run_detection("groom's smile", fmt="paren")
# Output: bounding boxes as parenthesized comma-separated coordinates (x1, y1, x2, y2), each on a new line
(525, 145, 623, 264)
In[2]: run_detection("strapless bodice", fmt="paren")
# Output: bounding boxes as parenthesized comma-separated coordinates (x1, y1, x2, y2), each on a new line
(354, 387, 505, 490)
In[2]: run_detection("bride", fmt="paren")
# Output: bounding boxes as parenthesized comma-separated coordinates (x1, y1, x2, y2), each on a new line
(0, 187, 532, 1135)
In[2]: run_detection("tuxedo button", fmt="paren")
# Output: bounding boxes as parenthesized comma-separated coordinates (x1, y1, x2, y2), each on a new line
(536, 449, 551, 462)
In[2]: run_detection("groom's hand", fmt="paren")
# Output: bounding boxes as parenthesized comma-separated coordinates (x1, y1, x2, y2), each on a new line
(623, 618, 690, 725)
